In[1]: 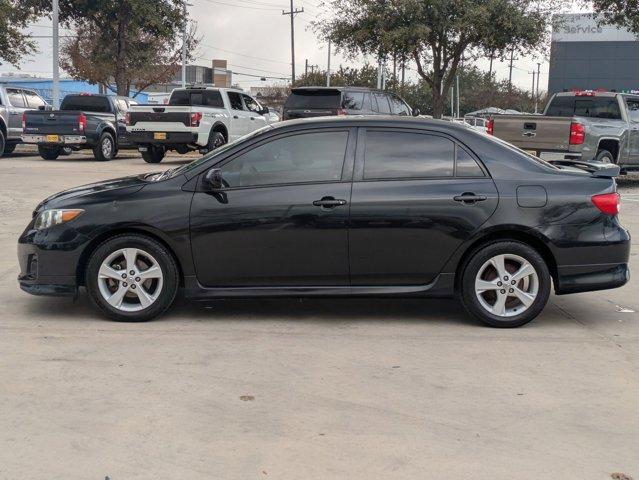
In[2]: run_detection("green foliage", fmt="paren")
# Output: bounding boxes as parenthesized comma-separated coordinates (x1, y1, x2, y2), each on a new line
(316, 0, 556, 117)
(0, 0, 38, 67)
(293, 63, 378, 87)
(591, 0, 639, 35)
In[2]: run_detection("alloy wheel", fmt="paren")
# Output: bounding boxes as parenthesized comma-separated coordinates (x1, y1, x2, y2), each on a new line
(102, 137, 113, 158)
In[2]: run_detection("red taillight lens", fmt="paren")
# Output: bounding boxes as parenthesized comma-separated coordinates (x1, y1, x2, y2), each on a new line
(569, 121, 585, 145)
(78, 113, 87, 132)
(592, 192, 620, 215)
(486, 118, 494, 135)
(22, 112, 26, 131)
(124, 112, 131, 126)
(191, 112, 202, 127)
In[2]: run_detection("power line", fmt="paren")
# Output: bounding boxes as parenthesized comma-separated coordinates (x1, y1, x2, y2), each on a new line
(199, 43, 291, 65)
(199, 0, 282, 11)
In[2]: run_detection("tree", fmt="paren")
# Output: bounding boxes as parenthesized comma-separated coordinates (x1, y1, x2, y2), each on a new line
(293, 63, 378, 87)
(317, 0, 555, 118)
(27, 0, 198, 96)
(0, 0, 38, 67)
(591, 0, 639, 35)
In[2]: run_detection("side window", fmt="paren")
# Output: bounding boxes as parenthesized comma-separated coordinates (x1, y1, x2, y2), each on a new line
(227, 92, 245, 111)
(6, 89, 26, 108)
(455, 146, 485, 177)
(24, 91, 47, 109)
(374, 94, 391, 114)
(190, 92, 204, 106)
(342, 91, 365, 110)
(115, 98, 128, 114)
(204, 90, 224, 108)
(242, 94, 262, 113)
(626, 98, 639, 122)
(389, 95, 410, 115)
(221, 131, 349, 188)
(363, 130, 454, 179)
(362, 93, 372, 111)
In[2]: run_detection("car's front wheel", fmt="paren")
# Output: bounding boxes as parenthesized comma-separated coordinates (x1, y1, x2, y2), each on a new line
(86, 234, 179, 321)
(460, 241, 550, 328)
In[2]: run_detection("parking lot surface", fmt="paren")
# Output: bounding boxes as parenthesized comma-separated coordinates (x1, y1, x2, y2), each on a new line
(1, 148, 638, 479)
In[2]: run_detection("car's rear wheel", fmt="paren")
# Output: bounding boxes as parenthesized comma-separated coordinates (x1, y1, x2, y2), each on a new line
(460, 241, 550, 328)
(595, 149, 615, 163)
(38, 145, 61, 160)
(86, 235, 179, 322)
(0, 130, 5, 158)
(141, 146, 165, 163)
(207, 131, 226, 153)
(93, 132, 115, 161)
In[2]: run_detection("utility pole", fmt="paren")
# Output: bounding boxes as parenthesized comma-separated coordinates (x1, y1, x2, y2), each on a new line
(450, 86, 454, 118)
(282, 0, 304, 84)
(52, 0, 60, 108)
(507, 47, 517, 92)
(455, 74, 460, 118)
(531, 70, 536, 111)
(377, 55, 383, 89)
(326, 40, 331, 87)
(305, 59, 308, 76)
(181, 0, 188, 88)
(401, 56, 405, 87)
(535, 62, 541, 114)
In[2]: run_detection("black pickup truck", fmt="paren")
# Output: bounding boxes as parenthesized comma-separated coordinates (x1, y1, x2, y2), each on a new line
(22, 94, 137, 161)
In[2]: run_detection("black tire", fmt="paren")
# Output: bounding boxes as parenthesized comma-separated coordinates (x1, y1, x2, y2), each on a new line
(141, 146, 165, 163)
(85, 234, 179, 322)
(38, 144, 61, 160)
(93, 131, 116, 161)
(207, 131, 226, 153)
(460, 240, 551, 328)
(0, 129, 6, 158)
(3, 143, 17, 155)
(175, 145, 191, 155)
(595, 149, 614, 163)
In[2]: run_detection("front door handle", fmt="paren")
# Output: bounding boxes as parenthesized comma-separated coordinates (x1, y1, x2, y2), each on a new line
(233, 115, 239, 119)
(453, 192, 487, 204)
(313, 196, 347, 208)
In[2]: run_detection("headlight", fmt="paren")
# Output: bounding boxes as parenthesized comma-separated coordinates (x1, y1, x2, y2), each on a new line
(34, 209, 84, 230)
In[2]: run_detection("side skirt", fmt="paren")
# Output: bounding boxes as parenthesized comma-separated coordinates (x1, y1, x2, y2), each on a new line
(183, 273, 456, 300)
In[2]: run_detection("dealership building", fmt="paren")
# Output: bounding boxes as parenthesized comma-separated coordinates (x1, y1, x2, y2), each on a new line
(548, 13, 639, 95)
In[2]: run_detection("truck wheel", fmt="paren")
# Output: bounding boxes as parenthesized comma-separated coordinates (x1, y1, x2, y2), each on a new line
(38, 145, 61, 160)
(0, 130, 5, 158)
(175, 145, 191, 155)
(93, 132, 116, 161)
(595, 149, 614, 163)
(141, 146, 165, 163)
(3, 143, 17, 155)
(207, 131, 226, 153)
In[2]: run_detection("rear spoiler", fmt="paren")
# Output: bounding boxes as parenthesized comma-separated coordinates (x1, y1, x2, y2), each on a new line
(548, 159, 620, 178)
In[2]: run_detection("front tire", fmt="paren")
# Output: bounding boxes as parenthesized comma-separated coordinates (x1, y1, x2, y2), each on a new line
(3, 143, 17, 155)
(141, 145, 165, 163)
(38, 145, 61, 160)
(0, 129, 5, 158)
(93, 132, 116, 161)
(86, 234, 179, 322)
(460, 241, 551, 328)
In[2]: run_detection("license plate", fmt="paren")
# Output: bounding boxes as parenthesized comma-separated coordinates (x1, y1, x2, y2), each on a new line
(46, 134, 59, 142)
(154, 132, 167, 140)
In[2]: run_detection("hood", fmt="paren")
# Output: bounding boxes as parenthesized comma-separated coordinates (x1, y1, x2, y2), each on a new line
(35, 175, 149, 212)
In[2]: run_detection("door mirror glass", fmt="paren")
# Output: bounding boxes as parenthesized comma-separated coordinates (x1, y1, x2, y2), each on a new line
(204, 168, 224, 190)
(260, 106, 270, 115)
(412, 107, 421, 117)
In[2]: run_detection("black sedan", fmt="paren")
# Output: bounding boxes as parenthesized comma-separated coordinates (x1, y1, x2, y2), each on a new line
(18, 117, 630, 327)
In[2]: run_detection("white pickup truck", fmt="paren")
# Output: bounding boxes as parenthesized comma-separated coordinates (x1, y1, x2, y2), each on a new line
(126, 87, 272, 163)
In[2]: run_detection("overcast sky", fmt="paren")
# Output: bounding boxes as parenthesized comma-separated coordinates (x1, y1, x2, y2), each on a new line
(1, 0, 590, 94)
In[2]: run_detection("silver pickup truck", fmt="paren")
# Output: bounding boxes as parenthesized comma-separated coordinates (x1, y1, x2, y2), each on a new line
(0, 84, 49, 157)
(489, 91, 639, 172)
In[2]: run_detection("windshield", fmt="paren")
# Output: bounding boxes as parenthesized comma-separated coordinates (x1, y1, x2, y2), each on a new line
(166, 125, 274, 178)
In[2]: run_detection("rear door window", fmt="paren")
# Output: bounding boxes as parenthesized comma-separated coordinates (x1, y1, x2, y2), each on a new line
(455, 146, 485, 177)
(60, 95, 111, 112)
(204, 90, 224, 108)
(342, 91, 365, 110)
(389, 94, 410, 115)
(6, 89, 26, 108)
(227, 91, 245, 111)
(284, 90, 341, 109)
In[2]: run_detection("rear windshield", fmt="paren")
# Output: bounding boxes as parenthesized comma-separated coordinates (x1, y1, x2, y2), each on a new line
(60, 95, 111, 112)
(546, 95, 622, 119)
(169, 89, 224, 107)
(284, 90, 341, 109)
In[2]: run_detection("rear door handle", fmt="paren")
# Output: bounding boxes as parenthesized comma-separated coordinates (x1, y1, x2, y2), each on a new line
(313, 197, 347, 208)
(233, 115, 239, 119)
(453, 193, 487, 204)
(250, 117, 255, 120)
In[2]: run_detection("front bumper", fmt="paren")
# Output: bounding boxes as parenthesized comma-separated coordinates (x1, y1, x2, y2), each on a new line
(22, 134, 87, 145)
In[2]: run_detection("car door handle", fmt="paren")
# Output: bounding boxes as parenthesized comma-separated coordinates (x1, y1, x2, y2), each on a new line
(313, 197, 347, 208)
(233, 115, 239, 119)
(453, 193, 487, 204)
(250, 117, 255, 120)
(9, 111, 21, 115)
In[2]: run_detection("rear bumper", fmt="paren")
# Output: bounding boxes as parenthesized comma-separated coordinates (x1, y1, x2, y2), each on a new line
(555, 263, 629, 294)
(128, 131, 198, 145)
(21, 134, 87, 145)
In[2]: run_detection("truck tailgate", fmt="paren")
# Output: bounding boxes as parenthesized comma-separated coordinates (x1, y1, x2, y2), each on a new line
(493, 115, 573, 151)
(128, 106, 191, 131)
(23, 111, 82, 135)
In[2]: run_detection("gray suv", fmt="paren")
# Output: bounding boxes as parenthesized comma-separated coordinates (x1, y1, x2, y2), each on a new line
(0, 85, 48, 157)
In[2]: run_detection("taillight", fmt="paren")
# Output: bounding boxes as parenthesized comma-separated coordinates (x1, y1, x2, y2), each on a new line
(591, 192, 620, 215)
(569, 121, 585, 145)
(336, 108, 346, 116)
(22, 112, 26, 131)
(486, 118, 494, 135)
(125, 112, 131, 126)
(78, 113, 87, 132)
(191, 112, 202, 127)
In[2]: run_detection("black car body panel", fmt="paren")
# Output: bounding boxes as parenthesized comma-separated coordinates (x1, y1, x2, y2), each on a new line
(18, 116, 630, 304)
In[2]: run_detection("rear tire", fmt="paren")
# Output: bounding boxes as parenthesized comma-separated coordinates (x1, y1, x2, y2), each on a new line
(86, 234, 179, 322)
(595, 149, 614, 163)
(93, 132, 116, 161)
(206, 131, 226, 153)
(38, 145, 61, 160)
(141, 146, 165, 163)
(0, 130, 5, 158)
(460, 241, 551, 328)
(3, 143, 17, 155)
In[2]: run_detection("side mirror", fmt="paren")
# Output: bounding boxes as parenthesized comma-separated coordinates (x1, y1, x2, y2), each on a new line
(412, 107, 421, 117)
(204, 168, 223, 190)
(260, 106, 270, 115)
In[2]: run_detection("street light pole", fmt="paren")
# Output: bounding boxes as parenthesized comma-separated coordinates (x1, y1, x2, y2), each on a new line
(181, 0, 188, 88)
(282, 0, 303, 84)
(535, 62, 541, 114)
(326, 40, 331, 87)
(52, 0, 60, 108)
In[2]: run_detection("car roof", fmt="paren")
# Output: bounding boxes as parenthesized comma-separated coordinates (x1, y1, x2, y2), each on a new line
(291, 86, 385, 94)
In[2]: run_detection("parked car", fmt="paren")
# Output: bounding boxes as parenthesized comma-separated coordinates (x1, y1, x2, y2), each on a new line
(282, 86, 418, 120)
(126, 87, 271, 163)
(18, 117, 629, 327)
(22, 93, 137, 161)
(464, 115, 489, 134)
(0, 85, 49, 157)
(488, 91, 639, 171)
